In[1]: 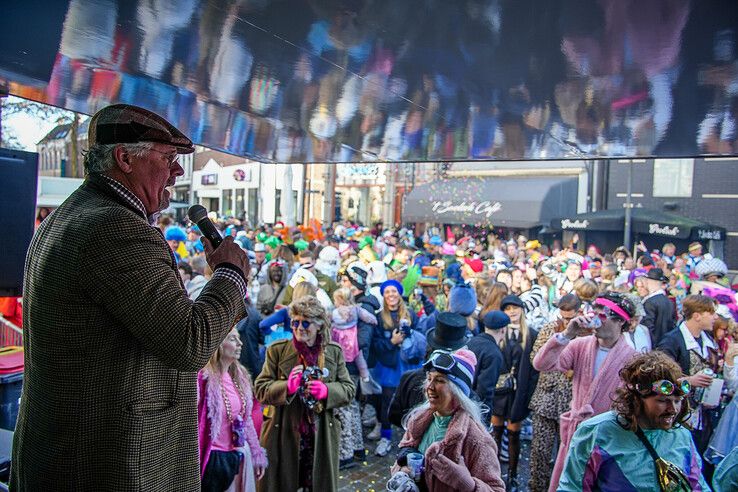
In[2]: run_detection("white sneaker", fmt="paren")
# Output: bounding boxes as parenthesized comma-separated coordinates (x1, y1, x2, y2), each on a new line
(366, 422, 382, 441)
(362, 405, 378, 427)
(375, 437, 392, 457)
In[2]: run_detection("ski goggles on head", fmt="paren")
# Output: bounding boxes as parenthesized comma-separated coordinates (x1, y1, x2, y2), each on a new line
(634, 379, 691, 397)
(423, 350, 456, 372)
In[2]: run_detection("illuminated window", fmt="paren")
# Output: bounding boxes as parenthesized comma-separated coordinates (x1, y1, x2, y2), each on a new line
(653, 159, 693, 197)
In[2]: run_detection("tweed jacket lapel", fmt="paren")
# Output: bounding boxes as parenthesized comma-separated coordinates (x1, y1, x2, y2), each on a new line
(85, 174, 185, 289)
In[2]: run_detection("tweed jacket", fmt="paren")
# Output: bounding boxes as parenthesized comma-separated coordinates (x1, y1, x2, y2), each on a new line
(11, 175, 246, 491)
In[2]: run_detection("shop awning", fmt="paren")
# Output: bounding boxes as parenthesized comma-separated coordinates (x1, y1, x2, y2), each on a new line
(403, 176, 578, 228)
(550, 208, 726, 241)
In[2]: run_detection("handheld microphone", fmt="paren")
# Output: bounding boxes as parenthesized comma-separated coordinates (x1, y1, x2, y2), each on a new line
(187, 205, 222, 249)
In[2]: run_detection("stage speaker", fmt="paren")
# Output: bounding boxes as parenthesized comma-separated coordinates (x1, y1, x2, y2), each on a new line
(0, 148, 38, 296)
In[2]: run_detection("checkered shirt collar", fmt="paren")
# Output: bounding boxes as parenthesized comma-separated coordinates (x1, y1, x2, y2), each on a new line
(99, 175, 148, 220)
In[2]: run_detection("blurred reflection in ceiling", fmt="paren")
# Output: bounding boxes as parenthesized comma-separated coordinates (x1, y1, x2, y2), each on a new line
(2, 0, 738, 163)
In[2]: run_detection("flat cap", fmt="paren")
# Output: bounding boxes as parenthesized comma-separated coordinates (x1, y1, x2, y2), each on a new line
(88, 104, 194, 154)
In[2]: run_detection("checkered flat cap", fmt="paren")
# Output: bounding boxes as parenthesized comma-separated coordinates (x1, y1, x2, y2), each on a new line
(88, 104, 194, 154)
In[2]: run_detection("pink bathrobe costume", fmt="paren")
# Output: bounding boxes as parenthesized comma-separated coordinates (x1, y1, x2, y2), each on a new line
(532, 334, 635, 492)
(198, 369, 267, 490)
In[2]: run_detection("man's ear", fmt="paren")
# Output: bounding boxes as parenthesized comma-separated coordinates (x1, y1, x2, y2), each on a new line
(112, 145, 134, 173)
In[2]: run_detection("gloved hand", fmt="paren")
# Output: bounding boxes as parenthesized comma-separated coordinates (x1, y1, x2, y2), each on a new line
(308, 380, 328, 400)
(287, 365, 304, 395)
(420, 293, 436, 316)
(431, 455, 474, 492)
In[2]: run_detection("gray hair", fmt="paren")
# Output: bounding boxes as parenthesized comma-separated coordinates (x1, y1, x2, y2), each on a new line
(624, 292, 646, 319)
(83, 142, 153, 175)
(401, 373, 485, 430)
(190, 255, 208, 275)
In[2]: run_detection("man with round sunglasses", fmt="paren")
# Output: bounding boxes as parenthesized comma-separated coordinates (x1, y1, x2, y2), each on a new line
(559, 351, 709, 491)
(533, 292, 636, 491)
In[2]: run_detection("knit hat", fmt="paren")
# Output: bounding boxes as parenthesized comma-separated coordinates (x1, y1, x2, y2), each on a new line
(464, 257, 484, 273)
(483, 310, 510, 330)
(448, 282, 477, 317)
(380, 279, 404, 297)
(423, 349, 477, 396)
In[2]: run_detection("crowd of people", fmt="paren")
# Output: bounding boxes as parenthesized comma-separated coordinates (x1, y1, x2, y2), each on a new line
(15, 103, 738, 492)
(166, 215, 738, 492)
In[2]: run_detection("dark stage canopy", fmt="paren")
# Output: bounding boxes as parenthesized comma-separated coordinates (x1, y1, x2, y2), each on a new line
(551, 208, 726, 242)
(2, 0, 738, 163)
(404, 176, 578, 228)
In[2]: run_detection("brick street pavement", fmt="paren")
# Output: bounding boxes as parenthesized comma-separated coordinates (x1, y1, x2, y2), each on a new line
(338, 426, 532, 492)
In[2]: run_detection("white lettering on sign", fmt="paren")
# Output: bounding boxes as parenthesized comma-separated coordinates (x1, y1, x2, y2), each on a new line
(697, 230, 722, 241)
(648, 223, 680, 236)
(431, 201, 502, 218)
(560, 219, 589, 229)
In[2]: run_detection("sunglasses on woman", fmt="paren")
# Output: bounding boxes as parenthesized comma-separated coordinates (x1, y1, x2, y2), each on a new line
(290, 320, 314, 330)
(634, 379, 691, 397)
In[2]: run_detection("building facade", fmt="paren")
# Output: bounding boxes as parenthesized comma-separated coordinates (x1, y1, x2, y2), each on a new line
(605, 157, 738, 268)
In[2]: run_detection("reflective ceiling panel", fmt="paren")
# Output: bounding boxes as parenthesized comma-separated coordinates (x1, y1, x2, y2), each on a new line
(2, 0, 738, 163)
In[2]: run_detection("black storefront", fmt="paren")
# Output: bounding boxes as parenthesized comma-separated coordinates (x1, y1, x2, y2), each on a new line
(403, 176, 579, 235)
(550, 208, 726, 256)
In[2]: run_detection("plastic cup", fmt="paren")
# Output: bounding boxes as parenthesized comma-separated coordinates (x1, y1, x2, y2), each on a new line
(406, 452, 424, 480)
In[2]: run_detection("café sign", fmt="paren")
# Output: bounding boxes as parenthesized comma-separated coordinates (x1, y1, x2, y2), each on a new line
(560, 219, 589, 230)
(648, 223, 680, 236)
(431, 200, 502, 219)
(697, 229, 722, 241)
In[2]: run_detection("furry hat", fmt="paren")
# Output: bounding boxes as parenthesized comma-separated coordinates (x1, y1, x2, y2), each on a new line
(448, 282, 477, 317)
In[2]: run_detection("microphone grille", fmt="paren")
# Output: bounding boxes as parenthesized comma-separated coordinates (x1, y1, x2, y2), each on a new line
(187, 204, 208, 223)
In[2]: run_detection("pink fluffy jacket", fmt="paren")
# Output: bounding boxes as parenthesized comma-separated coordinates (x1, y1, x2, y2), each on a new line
(197, 369, 267, 477)
(395, 408, 506, 492)
(532, 333, 635, 492)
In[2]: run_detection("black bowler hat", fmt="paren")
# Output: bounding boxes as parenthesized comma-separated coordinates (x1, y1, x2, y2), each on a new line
(427, 312, 469, 351)
(645, 268, 668, 282)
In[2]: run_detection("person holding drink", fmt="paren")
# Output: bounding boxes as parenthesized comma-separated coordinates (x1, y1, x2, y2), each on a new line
(390, 349, 505, 492)
(533, 292, 636, 491)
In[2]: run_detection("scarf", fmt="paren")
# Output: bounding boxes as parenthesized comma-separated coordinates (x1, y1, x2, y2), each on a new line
(292, 334, 323, 367)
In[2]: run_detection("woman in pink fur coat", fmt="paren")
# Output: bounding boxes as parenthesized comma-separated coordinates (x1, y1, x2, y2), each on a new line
(532, 292, 637, 492)
(198, 327, 267, 492)
(391, 349, 505, 492)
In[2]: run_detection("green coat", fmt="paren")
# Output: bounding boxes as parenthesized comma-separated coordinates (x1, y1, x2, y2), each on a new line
(254, 339, 355, 492)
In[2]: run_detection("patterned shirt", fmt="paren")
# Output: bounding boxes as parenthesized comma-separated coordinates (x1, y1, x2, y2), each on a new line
(99, 175, 248, 303)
